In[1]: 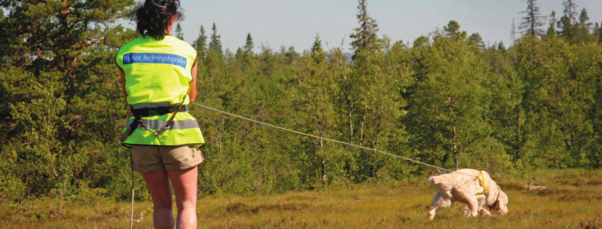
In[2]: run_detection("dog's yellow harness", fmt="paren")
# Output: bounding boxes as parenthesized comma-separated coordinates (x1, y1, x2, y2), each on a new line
(476, 171, 488, 195)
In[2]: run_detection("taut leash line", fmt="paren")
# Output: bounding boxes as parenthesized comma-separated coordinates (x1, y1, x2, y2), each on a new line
(191, 103, 453, 173)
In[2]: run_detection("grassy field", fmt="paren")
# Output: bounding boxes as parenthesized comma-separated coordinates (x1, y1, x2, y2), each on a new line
(2, 169, 602, 228)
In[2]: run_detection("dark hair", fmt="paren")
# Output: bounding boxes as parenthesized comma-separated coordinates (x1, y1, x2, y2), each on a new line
(136, 0, 183, 40)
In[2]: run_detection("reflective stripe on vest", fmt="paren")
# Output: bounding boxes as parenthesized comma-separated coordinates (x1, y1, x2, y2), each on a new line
(121, 113, 205, 147)
(124, 119, 199, 130)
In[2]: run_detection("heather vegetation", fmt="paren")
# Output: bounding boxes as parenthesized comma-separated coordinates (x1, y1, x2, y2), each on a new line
(1, 0, 602, 213)
(2, 169, 602, 228)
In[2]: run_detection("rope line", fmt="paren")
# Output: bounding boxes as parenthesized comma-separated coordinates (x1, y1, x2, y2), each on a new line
(191, 103, 453, 173)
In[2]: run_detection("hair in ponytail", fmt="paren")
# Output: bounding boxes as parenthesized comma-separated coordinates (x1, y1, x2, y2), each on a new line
(136, 0, 183, 40)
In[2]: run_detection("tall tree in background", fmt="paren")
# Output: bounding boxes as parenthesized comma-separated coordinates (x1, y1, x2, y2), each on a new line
(519, 0, 546, 37)
(576, 8, 592, 43)
(350, 0, 379, 58)
(557, 0, 578, 42)
(344, 0, 381, 148)
(594, 22, 601, 43)
(511, 19, 518, 45)
(310, 34, 326, 64)
(244, 33, 254, 54)
(193, 25, 208, 62)
(546, 11, 558, 38)
(291, 34, 335, 183)
(175, 22, 184, 40)
(209, 23, 223, 59)
(241, 33, 255, 71)
(469, 33, 485, 50)
(406, 21, 492, 169)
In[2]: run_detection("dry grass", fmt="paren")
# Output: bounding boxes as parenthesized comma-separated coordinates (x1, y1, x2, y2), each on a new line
(2, 169, 602, 228)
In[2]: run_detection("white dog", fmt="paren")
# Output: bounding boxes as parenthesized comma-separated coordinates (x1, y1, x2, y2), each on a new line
(428, 169, 508, 220)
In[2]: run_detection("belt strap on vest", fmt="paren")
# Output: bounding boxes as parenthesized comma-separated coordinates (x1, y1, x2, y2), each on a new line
(119, 96, 188, 142)
(132, 105, 188, 117)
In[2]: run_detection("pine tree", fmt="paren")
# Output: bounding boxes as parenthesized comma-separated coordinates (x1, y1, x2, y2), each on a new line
(209, 23, 223, 58)
(519, 0, 546, 37)
(557, 0, 578, 42)
(468, 33, 485, 50)
(244, 33, 254, 54)
(176, 22, 184, 40)
(310, 34, 326, 63)
(284, 46, 298, 64)
(193, 25, 208, 62)
(350, 0, 379, 58)
(546, 11, 558, 38)
(511, 18, 517, 45)
(576, 8, 592, 43)
(241, 33, 255, 71)
(593, 22, 601, 43)
(443, 20, 467, 41)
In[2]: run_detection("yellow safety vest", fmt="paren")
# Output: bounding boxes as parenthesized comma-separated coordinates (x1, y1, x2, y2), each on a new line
(116, 35, 204, 147)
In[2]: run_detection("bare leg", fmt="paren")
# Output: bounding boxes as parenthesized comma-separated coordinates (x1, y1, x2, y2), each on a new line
(140, 168, 174, 229)
(168, 166, 198, 229)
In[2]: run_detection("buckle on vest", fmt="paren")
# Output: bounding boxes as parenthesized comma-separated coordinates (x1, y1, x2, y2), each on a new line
(140, 124, 169, 136)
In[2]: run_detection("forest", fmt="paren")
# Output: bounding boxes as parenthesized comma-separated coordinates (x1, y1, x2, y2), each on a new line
(1, 0, 601, 202)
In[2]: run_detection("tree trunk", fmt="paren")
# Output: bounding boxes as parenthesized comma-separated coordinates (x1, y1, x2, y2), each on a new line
(449, 96, 459, 169)
(514, 97, 521, 160)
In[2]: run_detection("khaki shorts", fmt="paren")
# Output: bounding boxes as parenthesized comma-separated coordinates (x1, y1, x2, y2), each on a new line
(131, 145, 204, 173)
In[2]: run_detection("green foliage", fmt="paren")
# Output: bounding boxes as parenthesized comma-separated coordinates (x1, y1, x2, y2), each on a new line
(513, 36, 602, 168)
(0, 0, 137, 202)
(405, 22, 494, 169)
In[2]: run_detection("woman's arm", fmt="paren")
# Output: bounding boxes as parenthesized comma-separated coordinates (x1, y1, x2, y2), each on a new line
(188, 61, 198, 103)
(119, 70, 128, 102)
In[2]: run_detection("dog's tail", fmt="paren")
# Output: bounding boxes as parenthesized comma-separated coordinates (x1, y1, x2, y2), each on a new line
(429, 174, 450, 186)
(429, 176, 439, 185)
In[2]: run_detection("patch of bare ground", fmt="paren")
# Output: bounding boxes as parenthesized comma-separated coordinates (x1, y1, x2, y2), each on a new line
(225, 202, 311, 214)
(284, 195, 317, 201)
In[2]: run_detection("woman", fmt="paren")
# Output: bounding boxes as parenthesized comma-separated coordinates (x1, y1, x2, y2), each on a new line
(116, 0, 204, 228)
